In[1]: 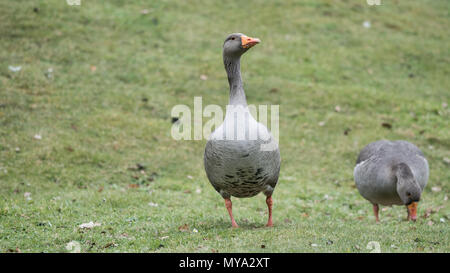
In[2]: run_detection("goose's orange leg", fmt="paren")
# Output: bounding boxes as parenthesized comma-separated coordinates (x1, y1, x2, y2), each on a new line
(266, 196, 273, 227)
(373, 204, 380, 223)
(225, 198, 238, 228)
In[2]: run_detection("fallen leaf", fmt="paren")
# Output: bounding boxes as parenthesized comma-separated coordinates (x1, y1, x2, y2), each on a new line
(423, 208, 433, 218)
(103, 242, 118, 248)
(178, 224, 189, 232)
(90, 65, 97, 72)
(24, 192, 32, 201)
(431, 186, 441, 192)
(323, 194, 332, 200)
(7, 247, 21, 253)
(148, 202, 158, 207)
(318, 121, 325, 126)
(65, 241, 80, 253)
(335, 105, 341, 112)
(45, 68, 53, 79)
(261, 244, 266, 248)
(8, 66, 21, 72)
(381, 122, 392, 129)
(128, 163, 146, 171)
(34, 134, 42, 140)
(200, 74, 208, 81)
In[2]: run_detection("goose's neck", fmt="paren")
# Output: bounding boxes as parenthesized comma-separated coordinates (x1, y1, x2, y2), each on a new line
(394, 163, 419, 188)
(224, 55, 247, 106)
(394, 163, 414, 180)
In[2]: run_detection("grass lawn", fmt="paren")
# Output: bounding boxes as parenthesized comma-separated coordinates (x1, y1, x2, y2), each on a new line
(0, 0, 449, 253)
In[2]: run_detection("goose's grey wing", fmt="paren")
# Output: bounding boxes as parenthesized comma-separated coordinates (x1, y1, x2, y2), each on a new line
(356, 140, 390, 164)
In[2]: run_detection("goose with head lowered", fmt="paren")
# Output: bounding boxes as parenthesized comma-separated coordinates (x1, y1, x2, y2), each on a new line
(204, 33, 281, 228)
(354, 140, 429, 222)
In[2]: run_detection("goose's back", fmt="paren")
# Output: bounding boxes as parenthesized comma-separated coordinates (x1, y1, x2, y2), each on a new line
(354, 140, 428, 205)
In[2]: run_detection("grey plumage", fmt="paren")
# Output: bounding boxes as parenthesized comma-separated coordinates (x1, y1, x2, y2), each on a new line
(205, 138, 280, 199)
(354, 140, 429, 207)
(204, 33, 280, 218)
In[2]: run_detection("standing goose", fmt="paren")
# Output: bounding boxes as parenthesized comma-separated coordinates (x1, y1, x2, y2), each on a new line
(354, 140, 429, 222)
(204, 33, 281, 228)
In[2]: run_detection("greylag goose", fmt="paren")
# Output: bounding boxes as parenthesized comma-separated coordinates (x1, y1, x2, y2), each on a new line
(204, 33, 281, 228)
(354, 140, 429, 222)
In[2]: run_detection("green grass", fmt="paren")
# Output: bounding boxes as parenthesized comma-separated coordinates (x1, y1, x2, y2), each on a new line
(0, 0, 449, 253)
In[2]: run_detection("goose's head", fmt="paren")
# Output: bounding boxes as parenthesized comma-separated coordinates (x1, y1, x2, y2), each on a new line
(394, 163, 421, 221)
(223, 33, 260, 58)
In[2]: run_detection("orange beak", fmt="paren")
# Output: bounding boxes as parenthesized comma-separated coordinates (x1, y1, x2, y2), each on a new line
(241, 35, 261, 49)
(407, 202, 418, 221)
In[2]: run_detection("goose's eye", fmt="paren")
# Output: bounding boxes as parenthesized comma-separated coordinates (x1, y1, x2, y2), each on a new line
(231, 37, 235, 40)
